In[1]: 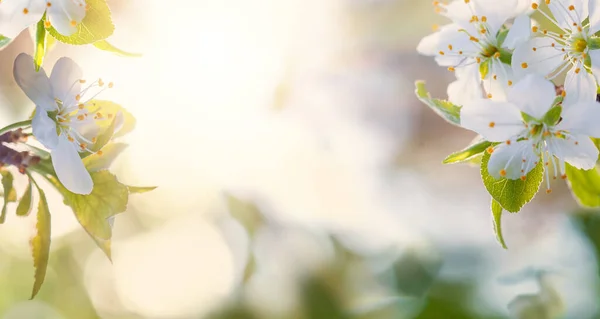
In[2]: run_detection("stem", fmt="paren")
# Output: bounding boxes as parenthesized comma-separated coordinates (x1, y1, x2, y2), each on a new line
(0, 120, 32, 136)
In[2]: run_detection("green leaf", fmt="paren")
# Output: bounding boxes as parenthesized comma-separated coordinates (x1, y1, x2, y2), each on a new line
(83, 142, 128, 171)
(93, 40, 142, 57)
(491, 199, 508, 249)
(89, 100, 136, 138)
(80, 115, 117, 159)
(565, 164, 600, 207)
(30, 188, 51, 299)
(443, 140, 492, 164)
(0, 170, 17, 223)
(542, 106, 562, 126)
(481, 151, 544, 213)
(0, 34, 13, 50)
(51, 170, 128, 240)
(127, 186, 157, 194)
(16, 181, 34, 217)
(47, 0, 114, 45)
(414, 81, 461, 126)
(34, 19, 47, 71)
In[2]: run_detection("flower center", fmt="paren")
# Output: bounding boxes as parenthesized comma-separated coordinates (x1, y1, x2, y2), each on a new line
(571, 38, 587, 53)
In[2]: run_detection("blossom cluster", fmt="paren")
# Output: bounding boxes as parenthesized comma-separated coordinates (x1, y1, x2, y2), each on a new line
(417, 1, 600, 222)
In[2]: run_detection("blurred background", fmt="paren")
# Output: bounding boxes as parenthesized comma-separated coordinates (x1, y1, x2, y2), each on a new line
(0, 0, 598, 318)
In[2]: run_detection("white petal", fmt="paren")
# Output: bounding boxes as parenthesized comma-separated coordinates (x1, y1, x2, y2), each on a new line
(488, 141, 538, 179)
(13, 53, 55, 111)
(52, 135, 93, 195)
(552, 135, 598, 170)
(588, 49, 600, 84)
(417, 24, 477, 67)
(447, 64, 483, 105)
(0, 1, 45, 38)
(482, 61, 514, 101)
(507, 74, 556, 119)
(50, 57, 82, 107)
(443, 0, 517, 35)
(460, 99, 525, 142)
(590, 0, 600, 34)
(32, 108, 58, 149)
(558, 100, 600, 137)
(548, 0, 587, 30)
(512, 37, 565, 79)
(502, 15, 531, 50)
(563, 68, 597, 105)
(46, 0, 86, 36)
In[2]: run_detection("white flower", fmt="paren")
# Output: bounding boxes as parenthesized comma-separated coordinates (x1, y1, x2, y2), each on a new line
(0, 0, 86, 39)
(512, 0, 600, 101)
(13, 53, 111, 195)
(460, 73, 600, 193)
(417, 0, 532, 104)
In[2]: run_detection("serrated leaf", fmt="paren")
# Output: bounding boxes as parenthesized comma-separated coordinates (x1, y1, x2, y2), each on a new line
(0, 170, 17, 223)
(33, 19, 47, 71)
(127, 186, 157, 194)
(491, 199, 508, 249)
(444, 140, 492, 164)
(93, 40, 142, 57)
(51, 170, 128, 240)
(30, 188, 51, 299)
(481, 151, 544, 213)
(414, 81, 461, 126)
(16, 181, 33, 217)
(47, 0, 114, 45)
(83, 142, 128, 171)
(565, 164, 600, 207)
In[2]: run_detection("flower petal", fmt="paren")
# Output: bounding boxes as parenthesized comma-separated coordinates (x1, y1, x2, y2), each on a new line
(46, 0, 86, 36)
(417, 24, 478, 67)
(590, 0, 600, 34)
(512, 37, 565, 79)
(482, 61, 514, 101)
(588, 49, 600, 85)
(551, 135, 598, 170)
(502, 14, 531, 50)
(0, 2, 45, 38)
(563, 68, 597, 105)
(507, 74, 556, 119)
(460, 99, 524, 142)
(52, 135, 93, 195)
(32, 108, 58, 149)
(488, 141, 537, 179)
(558, 100, 600, 137)
(548, 0, 587, 31)
(447, 64, 483, 105)
(50, 57, 82, 108)
(13, 53, 55, 111)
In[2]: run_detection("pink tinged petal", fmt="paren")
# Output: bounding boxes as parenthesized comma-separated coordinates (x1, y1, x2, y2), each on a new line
(502, 15, 531, 50)
(52, 135, 93, 195)
(563, 68, 597, 105)
(552, 135, 598, 170)
(590, 0, 600, 34)
(548, 0, 588, 30)
(46, 0, 86, 36)
(13, 53, 55, 111)
(0, 1, 45, 38)
(507, 74, 556, 119)
(587, 49, 600, 84)
(511, 37, 565, 79)
(32, 108, 58, 149)
(447, 64, 483, 105)
(460, 99, 524, 142)
(488, 141, 537, 180)
(482, 61, 514, 101)
(558, 101, 600, 137)
(50, 57, 83, 107)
